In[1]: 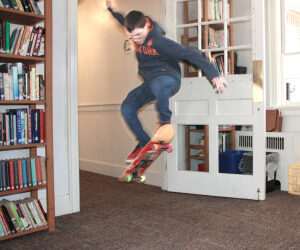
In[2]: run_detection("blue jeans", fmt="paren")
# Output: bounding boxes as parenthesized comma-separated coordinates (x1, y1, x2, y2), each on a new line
(121, 75, 181, 147)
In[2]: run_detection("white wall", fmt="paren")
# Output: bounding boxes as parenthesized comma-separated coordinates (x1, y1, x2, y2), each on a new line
(78, 0, 166, 186)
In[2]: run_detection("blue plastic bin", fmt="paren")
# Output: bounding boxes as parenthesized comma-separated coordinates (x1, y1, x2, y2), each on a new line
(219, 150, 248, 174)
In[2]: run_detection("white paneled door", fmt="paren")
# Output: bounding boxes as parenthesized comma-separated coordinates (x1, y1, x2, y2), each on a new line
(164, 0, 266, 200)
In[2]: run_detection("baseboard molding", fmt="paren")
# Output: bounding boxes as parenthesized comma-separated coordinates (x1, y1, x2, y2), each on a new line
(79, 158, 162, 187)
(40, 194, 79, 217)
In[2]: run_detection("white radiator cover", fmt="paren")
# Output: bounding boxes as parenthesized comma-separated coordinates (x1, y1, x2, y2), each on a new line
(235, 131, 300, 191)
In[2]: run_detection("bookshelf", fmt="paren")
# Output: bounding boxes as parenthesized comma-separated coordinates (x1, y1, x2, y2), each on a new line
(0, 0, 54, 241)
(185, 125, 235, 171)
(180, 0, 234, 77)
(185, 125, 209, 171)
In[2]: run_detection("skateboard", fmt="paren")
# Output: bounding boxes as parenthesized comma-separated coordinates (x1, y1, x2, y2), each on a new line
(119, 124, 175, 183)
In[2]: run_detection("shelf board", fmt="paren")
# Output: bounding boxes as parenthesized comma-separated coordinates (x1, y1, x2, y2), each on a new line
(219, 128, 234, 132)
(0, 100, 45, 105)
(190, 129, 205, 133)
(0, 225, 48, 241)
(189, 145, 205, 150)
(190, 155, 205, 161)
(0, 7, 44, 26)
(0, 143, 46, 150)
(0, 184, 46, 196)
(0, 53, 45, 64)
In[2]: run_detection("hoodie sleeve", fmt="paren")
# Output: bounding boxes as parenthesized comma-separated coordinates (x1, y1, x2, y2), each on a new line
(156, 36, 220, 82)
(108, 7, 125, 26)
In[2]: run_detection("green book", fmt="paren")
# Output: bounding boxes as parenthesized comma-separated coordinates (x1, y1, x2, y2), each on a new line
(9, 202, 24, 231)
(5, 21, 10, 54)
(30, 158, 37, 186)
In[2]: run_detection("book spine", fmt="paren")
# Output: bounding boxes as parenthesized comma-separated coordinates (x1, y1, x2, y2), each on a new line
(0, 162, 2, 192)
(5, 162, 10, 190)
(40, 157, 46, 184)
(13, 159, 19, 189)
(1, 162, 6, 191)
(35, 157, 42, 185)
(33, 199, 46, 225)
(16, 109, 22, 144)
(22, 159, 28, 188)
(9, 202, 24, 231)
(19, 203, 33, 229)
(1, 203, 20, 233)
(0, 209, 10, 234)
(1, 204, 17, 233)
(17, 159, 23, 188)
(9, 160, 15, 190)
(30, 158, 37, 186)
(4, 21, 9, 54)
(15, 203, 30, 230)
(26, 157, 32, 187)
(12, 65, 19, 100)
(39, 109, 44, 143)
(36, 199, 47, 220)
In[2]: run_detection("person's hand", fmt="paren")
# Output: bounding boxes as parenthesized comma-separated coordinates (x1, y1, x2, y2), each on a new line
(105, 0, 111, 8)
(212, 77, 227, 93)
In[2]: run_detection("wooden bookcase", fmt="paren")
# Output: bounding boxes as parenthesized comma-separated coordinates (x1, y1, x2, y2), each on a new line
(185, 125, 209, 171)
(0, 0, 54, 241)
(185, 125, 235, 172)
(180, 0, 234, 77)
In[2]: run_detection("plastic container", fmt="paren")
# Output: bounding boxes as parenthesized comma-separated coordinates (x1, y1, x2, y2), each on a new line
(288, 163, 300, 195)
(219, 150, 248, 174)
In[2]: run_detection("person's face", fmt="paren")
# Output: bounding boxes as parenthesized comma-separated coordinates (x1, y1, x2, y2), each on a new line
(129, 26, 148, 44)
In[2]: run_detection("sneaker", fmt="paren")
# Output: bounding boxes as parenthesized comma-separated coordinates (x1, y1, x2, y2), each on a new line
(126, 145, 143, 164)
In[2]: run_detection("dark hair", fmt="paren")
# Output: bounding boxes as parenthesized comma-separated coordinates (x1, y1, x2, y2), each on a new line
(124, 10, 146, 32)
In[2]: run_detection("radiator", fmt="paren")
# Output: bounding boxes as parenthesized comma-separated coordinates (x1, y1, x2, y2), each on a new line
(235, 131, 300, 191)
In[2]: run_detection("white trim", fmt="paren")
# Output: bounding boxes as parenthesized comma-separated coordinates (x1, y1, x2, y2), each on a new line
(78, 103, 156, 112)
(40, 194, 73, 217)
(67, 0, 80, 213)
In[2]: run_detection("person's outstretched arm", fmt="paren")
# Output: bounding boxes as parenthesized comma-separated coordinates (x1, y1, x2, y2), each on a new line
(157, 36, 227, 92)
(106, 0, 125, 26)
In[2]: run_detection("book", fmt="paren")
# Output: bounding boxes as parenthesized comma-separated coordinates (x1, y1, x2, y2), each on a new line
(0, 215, 7, 236)
(15, 203, 31, 230)
(26, 157, 32, 187)
(11, 65, 19, 100)
(17, 159, 23, 188)
(40, 157, 46, 184)
(13, 159, 19, 189)
(9, 202, 24, 231)
(4, 21, 9, 54)
(33, 199, 46, 225)
(8, 0, 18, 10)
(36, 199, 47, 220)
(21, 159, 28, 188)
(31, 109, 40, 143)
(8, 160, 15, 190)
(35, 157, 42, 185)
(2, 203, 19, 232)
(0, 208, 11, 235)
(39, 109, 44, 142)
(30, 157, 37, 186)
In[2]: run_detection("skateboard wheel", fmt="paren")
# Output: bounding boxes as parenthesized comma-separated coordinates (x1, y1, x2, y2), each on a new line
(140, 175, 146, 183)
(167, 145, 173, 153)
(126, 175, 133, 182)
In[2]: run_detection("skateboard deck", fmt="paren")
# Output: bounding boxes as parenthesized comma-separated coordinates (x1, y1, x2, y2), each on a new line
(119, 124, 175, 183)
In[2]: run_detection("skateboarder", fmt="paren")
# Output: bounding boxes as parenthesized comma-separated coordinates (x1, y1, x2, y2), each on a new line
(106, 1, 227, 163)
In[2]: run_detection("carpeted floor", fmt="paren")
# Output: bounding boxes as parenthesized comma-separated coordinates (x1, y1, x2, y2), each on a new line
(1, 170, 300, 249)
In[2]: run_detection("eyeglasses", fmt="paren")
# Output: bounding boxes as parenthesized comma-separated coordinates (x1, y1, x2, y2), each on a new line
(130, 26, 148, 40)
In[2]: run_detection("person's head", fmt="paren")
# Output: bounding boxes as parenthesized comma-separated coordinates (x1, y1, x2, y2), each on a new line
(124, 10, 148, 44)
